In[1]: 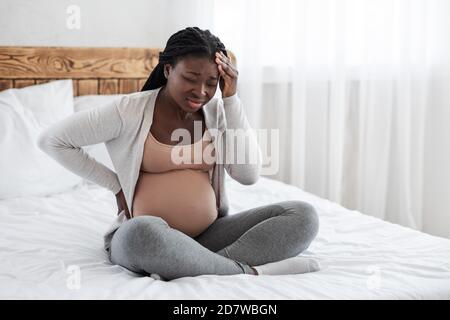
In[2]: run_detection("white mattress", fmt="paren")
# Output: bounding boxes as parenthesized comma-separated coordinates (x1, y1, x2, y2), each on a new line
(1, 174, 449, 299)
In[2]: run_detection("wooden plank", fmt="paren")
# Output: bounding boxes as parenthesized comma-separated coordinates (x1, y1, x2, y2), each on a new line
(14, 79, 35, 89)
(72, 79, 78, 96)
(78, 79, 98, 95)
(138, 78, 147, 91)
(0, 80, 13, 91)
(35, 78, 59, 85)
(119, 79, 138, 94)
(99, 79, 119, 94)
(35, 79, 50, 84)
(0, 46, 160, 79)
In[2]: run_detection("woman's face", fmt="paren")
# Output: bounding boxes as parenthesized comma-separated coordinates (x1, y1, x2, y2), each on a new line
(164, 55, 220, 113)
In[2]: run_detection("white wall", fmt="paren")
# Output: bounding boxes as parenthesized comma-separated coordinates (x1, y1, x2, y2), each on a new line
(0, 0, 215, 47)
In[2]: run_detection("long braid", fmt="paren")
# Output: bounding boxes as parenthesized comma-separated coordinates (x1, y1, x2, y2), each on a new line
(141, 27, 228, 91)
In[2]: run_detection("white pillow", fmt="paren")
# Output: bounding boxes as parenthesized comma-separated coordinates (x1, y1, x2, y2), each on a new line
(74, 94, 125, 173)
(0, 79, 83, 199)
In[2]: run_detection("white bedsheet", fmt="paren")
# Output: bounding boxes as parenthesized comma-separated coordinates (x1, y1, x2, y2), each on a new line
(1, 175, 449, 299)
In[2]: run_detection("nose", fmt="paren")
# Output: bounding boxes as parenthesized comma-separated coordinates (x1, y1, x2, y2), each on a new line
(193, 83, 208, 98)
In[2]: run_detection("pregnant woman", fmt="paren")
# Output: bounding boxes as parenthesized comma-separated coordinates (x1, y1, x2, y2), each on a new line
(38, 27, 320, 281)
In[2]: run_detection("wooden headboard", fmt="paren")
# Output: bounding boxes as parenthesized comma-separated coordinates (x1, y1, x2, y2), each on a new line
(0, 46, 236, 96)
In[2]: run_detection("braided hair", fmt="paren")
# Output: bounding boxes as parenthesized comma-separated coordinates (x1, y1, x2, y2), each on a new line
(141, 27, 228, 91)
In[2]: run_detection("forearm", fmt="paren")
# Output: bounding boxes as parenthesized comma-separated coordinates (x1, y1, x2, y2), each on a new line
(37, 100, 123, 194)
(222, 93, 262, 184)
(39, 136, 121, 193)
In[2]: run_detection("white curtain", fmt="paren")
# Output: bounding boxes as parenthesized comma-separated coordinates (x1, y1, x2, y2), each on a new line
(210, 0, 450, 236)
(164, 0, 450, 237)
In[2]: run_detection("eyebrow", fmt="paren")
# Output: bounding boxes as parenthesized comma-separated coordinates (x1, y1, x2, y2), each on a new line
(185, 71, 218, 80)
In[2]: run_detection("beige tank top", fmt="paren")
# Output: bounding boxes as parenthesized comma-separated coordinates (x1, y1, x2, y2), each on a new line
(132, 127, 218, 237)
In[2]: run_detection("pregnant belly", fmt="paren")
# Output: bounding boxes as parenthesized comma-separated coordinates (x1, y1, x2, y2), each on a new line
(132, 169, 218, 237)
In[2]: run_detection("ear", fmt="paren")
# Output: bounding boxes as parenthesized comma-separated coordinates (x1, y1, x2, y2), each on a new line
(164, 64, 170, 78)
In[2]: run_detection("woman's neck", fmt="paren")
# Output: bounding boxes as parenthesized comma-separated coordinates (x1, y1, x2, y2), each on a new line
(159, 86, 195, 121)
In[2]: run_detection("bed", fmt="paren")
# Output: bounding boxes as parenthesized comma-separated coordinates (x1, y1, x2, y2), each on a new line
(1, 46, 449, 300)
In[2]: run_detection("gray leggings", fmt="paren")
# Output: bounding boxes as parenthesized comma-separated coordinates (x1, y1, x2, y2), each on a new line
(109, 200, 319, 281)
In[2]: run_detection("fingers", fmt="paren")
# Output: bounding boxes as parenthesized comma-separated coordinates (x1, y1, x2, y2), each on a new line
(215, 52, 238, 78)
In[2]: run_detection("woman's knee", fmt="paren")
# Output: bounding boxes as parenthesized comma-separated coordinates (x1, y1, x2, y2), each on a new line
(111, 216, 170, 266)
(282, 200, 320, 240)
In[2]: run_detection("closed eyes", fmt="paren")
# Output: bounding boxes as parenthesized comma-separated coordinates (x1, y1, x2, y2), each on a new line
(183, 76, 217, 87)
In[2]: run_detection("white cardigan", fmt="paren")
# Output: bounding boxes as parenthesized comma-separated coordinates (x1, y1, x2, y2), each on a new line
(37, 86, 262, 251)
